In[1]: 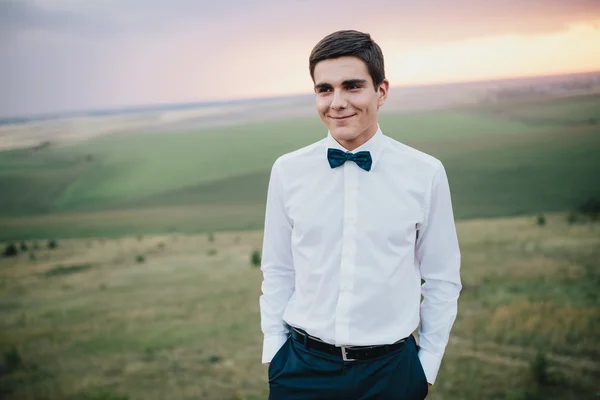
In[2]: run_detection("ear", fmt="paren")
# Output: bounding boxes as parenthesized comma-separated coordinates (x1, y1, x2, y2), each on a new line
(377, 79, 389, 109)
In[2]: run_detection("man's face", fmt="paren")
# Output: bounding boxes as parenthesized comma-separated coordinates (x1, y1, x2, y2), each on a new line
(313, 56, 388, 150)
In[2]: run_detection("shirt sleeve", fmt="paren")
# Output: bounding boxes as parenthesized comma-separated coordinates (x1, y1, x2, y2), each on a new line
(259, 158, 295, 364)
(415, 160, 462, 384)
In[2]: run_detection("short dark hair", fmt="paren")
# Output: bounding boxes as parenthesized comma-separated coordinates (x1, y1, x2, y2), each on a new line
(309, 30, 386, 89)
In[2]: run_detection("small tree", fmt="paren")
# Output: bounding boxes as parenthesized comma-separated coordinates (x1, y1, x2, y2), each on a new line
(536, 214, 546, 226)
(3, 346, 22, 373)
(578, 197, 600, 221)
(567, 212, 579, 225)
(20, 241, 28, 251)
(3, 243, 18, 257)
(48, 239, 58, 249)
(250, 250, 261, 267)
(530, 352, 550, 386)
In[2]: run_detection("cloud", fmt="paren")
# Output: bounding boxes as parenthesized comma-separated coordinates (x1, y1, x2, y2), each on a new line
(2, 0, 599, 42)
(0, 0, 119, 36)
(0, 0, 259, 38)
(255, 0, 600, 45)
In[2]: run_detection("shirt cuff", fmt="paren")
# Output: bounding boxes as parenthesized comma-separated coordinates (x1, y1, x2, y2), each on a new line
(418, 347, 443, 385)
(262, 334, 289, 364)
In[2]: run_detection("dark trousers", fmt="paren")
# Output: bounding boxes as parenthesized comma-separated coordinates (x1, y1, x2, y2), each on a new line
(268, 333, 429, 400)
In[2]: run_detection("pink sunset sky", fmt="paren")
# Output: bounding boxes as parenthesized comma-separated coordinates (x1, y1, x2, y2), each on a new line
(1, 0, 599, 117)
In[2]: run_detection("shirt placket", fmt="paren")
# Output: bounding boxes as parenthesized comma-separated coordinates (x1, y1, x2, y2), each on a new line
(335, 160, 359, 345)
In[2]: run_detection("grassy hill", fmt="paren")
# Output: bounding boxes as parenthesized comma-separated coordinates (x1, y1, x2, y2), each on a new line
(1, 91, 599, 400)
(0, 94, 599, 240)
(0, 214, 598, 400)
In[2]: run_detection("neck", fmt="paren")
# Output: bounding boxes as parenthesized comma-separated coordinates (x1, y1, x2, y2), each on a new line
(336, 123, 378, 151)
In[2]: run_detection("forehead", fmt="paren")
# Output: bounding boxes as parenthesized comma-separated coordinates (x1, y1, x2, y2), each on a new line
(313, 56, 371, 84)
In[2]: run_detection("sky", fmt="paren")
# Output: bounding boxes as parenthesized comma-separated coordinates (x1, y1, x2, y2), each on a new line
(1, 0, 600, 117)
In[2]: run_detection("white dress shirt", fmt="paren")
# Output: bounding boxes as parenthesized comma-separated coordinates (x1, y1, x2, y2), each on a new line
(259, 127, 461, 384)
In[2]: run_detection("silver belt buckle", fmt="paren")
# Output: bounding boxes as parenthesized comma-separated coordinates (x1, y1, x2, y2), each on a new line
(341, 346, 356, 362)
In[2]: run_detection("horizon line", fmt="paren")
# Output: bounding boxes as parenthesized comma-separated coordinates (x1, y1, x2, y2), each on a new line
(2, 69, 599, 123)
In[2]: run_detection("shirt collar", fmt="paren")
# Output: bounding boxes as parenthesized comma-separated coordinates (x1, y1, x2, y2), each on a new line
(325, 125, 385, 170)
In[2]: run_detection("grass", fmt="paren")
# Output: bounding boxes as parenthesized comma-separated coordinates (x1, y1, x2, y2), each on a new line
(0, 214, 598, 400)
(480, 92, 600, 127)
(43, 264, 93, 278)
(46, 117, 325, 209)
(1, 93, 598, 399)
(0, 94, 599, 240)
(0, 204, 264, 240)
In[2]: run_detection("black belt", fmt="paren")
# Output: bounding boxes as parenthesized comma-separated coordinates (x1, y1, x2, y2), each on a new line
(290, 328, 409, 361)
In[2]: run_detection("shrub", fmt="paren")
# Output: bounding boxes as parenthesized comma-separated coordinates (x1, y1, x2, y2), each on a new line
(3, 346, 22, 373)
(29, 252, 36, 261)
(530, 352, 550, 386)
(19, 241, 28, 251)
(250, 249, 261, 267)
(536, 214, 546, 226)
(136, 255, 145, 263)
(44, 264, 92, 278)
(48, 239, 58, 249)
(208, 233, 215, 243)
(208, 354, 222, 364)
(567, 212, 580, 225)
(206, 249, 218, 256)
(578, 197, 600, 220)
(3, 243, 18, 257)
(32, 241, 40, 250)
(144, 346, 155, 360)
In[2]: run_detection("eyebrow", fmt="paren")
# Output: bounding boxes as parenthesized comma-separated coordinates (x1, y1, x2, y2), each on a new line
(314, 79, 368, 91)
(314, 82, 332, 91)
(342, 79, 368, 86)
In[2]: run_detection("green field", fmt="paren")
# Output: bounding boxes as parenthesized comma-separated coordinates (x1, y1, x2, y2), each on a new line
(0, 94, 599, 241)
(1, 93, 599, 399)
(0, 214, 598, 400)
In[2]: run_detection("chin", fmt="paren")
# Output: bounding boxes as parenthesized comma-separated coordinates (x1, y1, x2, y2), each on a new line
(329, 126, 361, 142)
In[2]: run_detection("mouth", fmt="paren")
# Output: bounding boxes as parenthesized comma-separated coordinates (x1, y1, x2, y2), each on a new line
(329, 114, 356, 120)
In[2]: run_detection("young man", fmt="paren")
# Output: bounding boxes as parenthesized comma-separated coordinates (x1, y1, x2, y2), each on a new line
(259, 30, 462, 399)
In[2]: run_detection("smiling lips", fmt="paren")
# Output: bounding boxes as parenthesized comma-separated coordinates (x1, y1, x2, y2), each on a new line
(330, 114, 356, 120)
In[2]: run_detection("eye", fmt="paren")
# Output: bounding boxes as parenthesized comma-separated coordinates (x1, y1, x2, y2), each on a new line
(346, 84, 361, 90)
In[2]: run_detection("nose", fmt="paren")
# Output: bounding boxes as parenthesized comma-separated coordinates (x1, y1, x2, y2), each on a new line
(330, 89, 347, 110)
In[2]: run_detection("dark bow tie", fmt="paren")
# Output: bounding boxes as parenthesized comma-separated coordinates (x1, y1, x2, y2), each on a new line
(327, 148, 372, 171)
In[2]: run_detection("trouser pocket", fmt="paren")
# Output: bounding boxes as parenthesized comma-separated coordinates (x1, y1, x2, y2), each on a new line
(268, 337, 290, 383)
(412, 338, 429, 398)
